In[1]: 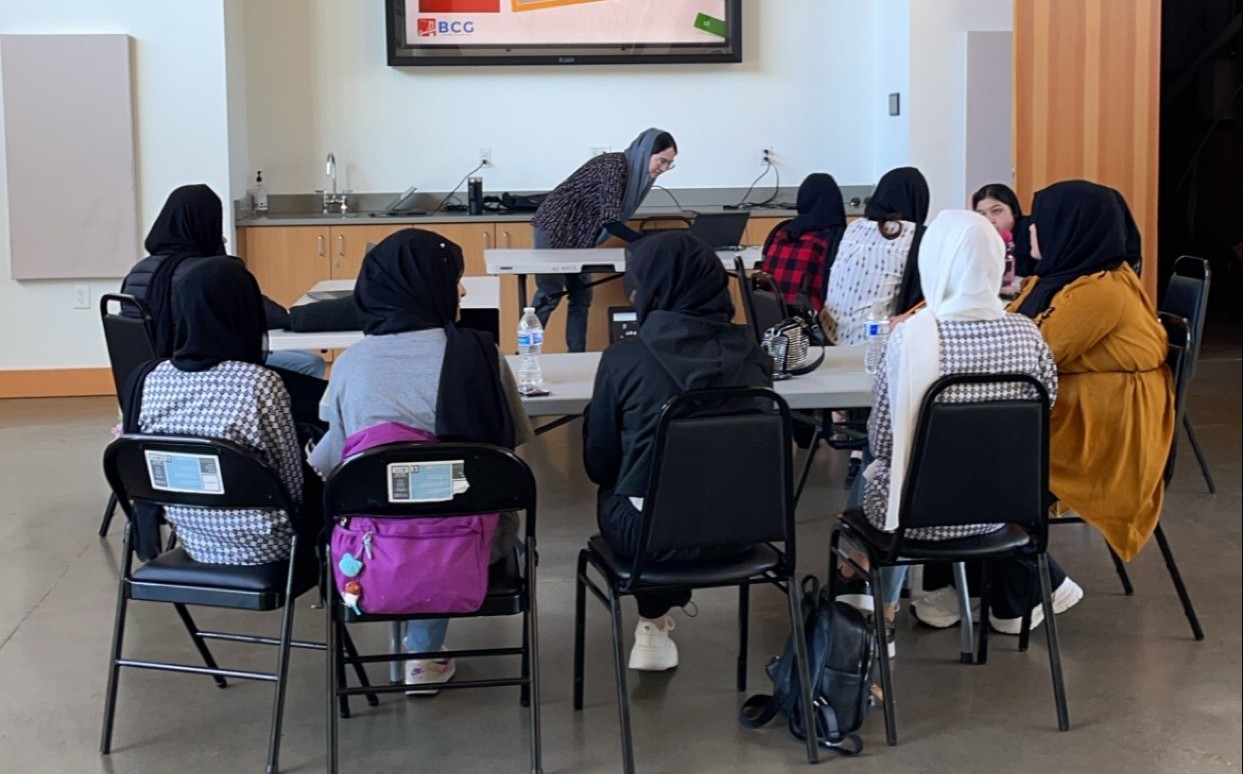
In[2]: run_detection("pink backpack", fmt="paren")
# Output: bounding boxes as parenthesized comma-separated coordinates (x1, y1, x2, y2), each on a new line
(330, 423, 498, 615)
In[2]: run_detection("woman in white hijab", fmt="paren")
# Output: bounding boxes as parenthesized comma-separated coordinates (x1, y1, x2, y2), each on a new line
(837, 210, 1072, 655)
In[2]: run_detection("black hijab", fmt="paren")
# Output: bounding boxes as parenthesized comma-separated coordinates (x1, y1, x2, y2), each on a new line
(866, 167, 931, 312)
(788, 173, 847, 238)
(144, 185, 227, 356)
(354, 229, 515, 448)
(624, 231, 734, 325)
(1016, 180, 1130, 318)
(170, 257, 267, 372)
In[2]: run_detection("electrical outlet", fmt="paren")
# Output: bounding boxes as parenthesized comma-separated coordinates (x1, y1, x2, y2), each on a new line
(761, 147, 774, 165)
(590, 146, 609, 157)
(73, 284, 90, 309)
(479, 148, 492, 166)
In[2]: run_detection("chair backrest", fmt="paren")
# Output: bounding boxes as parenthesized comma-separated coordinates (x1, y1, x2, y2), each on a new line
(100, 293, 156, 406)
(1159, 313, 1191, 483)
(896, 374, 1051, 551)
(1159, 256, 1209, 380)
(104, 434, 297, 517)
(322, 442, 536, 537)
(734, 257, 787, 344)
(633, 388, 793, 582)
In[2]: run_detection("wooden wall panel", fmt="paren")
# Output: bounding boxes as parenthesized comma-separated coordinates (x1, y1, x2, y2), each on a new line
(1015, 0, 1161, 301)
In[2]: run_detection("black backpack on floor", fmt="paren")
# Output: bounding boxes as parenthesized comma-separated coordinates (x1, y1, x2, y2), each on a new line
(740, 576, 872, 755)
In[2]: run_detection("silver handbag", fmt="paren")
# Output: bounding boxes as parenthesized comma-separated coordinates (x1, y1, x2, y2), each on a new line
(763, 317, 824, 380)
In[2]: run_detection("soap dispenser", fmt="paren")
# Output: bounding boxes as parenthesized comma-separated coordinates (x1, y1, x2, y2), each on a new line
(250, 171, 269, 215)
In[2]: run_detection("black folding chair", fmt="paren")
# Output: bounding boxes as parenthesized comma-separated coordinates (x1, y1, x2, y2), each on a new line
(98, 294, 156, 537)
(831, 374, 1069, 745)
(1032, 314, 1205, 643)
(573, 388, 820, 772)
(100, 434, 376, 774)
(322, 442, 541, 774)
(1160, 256, 1214, 493)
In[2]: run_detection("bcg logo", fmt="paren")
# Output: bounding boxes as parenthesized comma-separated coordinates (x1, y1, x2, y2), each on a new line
(417, 18, 477, 36)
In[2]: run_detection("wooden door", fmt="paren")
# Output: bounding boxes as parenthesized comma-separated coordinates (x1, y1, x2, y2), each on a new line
(236, 226, 331, 307)
(1015, 0, 1162, 301)
(328, 224, 410, 280)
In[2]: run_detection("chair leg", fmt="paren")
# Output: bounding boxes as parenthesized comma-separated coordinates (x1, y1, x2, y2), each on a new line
(737, 585, 750, 692)
(1154, 524, 1206, 641)
(868, 563, 897, 746)
(520, 610, 532, 707)
(173, 604, 228, 688)
(336, 631, 352, 720)
(976, 562, 992, 665)
(607, 590, 636, 774)
(100, 534, 133, 755)
(340, 629, 380, 707)
(1037, 554, 1070, 731)
(1183, 413, 1216, 494)
(525, 547, 544, 774)
(1108, 546, 1134, 596)
(99, 493, 118, 537)
(572, 550, 589, 712)
(388, 621, 404, 684)
(326, 599, 340, 774)
(793, 437, 820, 504)
(787, 578, 821, 764)
(952, 562, 974, 664)
(265, 562, 299, 774)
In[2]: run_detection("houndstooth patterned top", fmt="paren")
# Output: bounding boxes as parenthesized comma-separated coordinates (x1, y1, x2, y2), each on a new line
(864, 314, 1059, 539)
(138, 361, 303, 564)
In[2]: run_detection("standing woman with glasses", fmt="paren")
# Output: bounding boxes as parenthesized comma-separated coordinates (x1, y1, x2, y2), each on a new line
(530, 128, 678, 352)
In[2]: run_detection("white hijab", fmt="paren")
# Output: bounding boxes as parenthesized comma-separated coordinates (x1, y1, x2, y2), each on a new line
(879, 210, 1007, 529)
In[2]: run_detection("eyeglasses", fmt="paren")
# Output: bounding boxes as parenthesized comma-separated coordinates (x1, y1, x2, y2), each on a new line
(653, 157, 675, 172)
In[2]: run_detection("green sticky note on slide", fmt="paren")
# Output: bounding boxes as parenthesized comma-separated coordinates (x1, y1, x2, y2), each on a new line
(694, 12, 727, 38)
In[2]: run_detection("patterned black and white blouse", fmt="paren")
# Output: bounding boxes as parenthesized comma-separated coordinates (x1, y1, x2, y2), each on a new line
(531, 152, 628, 248)
(822, 218, 916, 345)
(138, 361, 303, 564)
(864, 314, 1059, 539)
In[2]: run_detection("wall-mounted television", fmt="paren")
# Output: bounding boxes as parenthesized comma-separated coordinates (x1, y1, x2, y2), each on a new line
(386, 0, 742, 67)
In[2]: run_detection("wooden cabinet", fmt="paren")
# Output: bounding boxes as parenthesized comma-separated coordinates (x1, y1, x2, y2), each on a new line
(237, 226, 331, 308)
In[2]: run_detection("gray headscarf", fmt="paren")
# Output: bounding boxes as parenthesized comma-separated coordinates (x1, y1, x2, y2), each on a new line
(619, 127, 669, 222)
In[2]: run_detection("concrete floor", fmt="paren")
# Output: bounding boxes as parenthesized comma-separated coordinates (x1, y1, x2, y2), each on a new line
(0, 345, 1238, 774)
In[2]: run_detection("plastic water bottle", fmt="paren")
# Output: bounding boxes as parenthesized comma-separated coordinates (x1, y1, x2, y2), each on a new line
(517, 307, 545, 394)
(863, 305, 890, 375)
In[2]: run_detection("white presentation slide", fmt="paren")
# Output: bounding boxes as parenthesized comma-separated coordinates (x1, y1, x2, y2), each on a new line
(405, 0, 730, 46)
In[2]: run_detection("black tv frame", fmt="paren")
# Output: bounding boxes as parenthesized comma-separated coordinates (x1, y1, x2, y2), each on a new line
(386, 0, 743, 67)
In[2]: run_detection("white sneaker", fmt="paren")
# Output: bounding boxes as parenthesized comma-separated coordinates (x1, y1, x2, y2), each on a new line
(628, 617, 679, 671)
(989, 577, 1084, 635)
(404, 651, 456, 696)
(911, 586, 979, 629)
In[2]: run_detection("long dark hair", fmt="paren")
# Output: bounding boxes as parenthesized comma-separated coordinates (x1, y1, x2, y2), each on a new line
(652, 132, 677, 154)
(971, 183, 1024, 219)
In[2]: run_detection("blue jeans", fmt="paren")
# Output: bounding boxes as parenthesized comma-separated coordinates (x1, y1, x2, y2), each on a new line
(530, 227, 592, 352)
(265, 349, 326, 378)
(845, 448, 908, 606)
(405, 619, 448, 654)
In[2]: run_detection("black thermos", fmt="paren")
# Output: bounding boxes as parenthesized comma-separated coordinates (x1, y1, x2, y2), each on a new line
(467, 177, 484, 215)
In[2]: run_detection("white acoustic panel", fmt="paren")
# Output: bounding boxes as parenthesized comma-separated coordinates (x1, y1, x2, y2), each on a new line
(2, 34, 139, 280)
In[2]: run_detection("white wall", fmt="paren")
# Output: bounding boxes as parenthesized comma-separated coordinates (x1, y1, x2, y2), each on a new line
(907, 0, 1013, 216)
(872, 0, 912, 175)
(0, 0, 234, 370)
(242, 1, 880, 195)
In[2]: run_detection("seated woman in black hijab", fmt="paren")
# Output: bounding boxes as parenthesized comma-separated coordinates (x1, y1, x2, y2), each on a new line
(309, 228, 532, 695)
(583, 232, 773, 672)
(123, 258, 307, 565)
(760, 172, 848, 311)
(121, 184, 325, 379)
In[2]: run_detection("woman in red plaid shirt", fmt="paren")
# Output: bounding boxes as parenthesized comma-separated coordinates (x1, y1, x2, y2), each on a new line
(759, 173, 848, 312)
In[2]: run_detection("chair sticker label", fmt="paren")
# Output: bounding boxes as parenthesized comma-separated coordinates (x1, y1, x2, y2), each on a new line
(144, 451, 225, 495)
(387, 460, 469, 503)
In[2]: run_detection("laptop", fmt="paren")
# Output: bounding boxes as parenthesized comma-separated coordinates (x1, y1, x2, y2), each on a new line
(688, 211, 750, 249)
(608, 307, 640, 344)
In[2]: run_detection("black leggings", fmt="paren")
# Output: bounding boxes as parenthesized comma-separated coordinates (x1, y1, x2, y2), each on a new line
(923, 557, 1068, 619)
(597, 488, 747, 619)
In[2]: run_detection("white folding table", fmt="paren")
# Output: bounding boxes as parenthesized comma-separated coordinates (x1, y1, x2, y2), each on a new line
(266, 276, 500, 351)
(484, 246, 763, 310)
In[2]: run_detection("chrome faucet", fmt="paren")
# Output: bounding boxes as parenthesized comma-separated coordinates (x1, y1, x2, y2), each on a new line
(321, 152, 348, 213)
